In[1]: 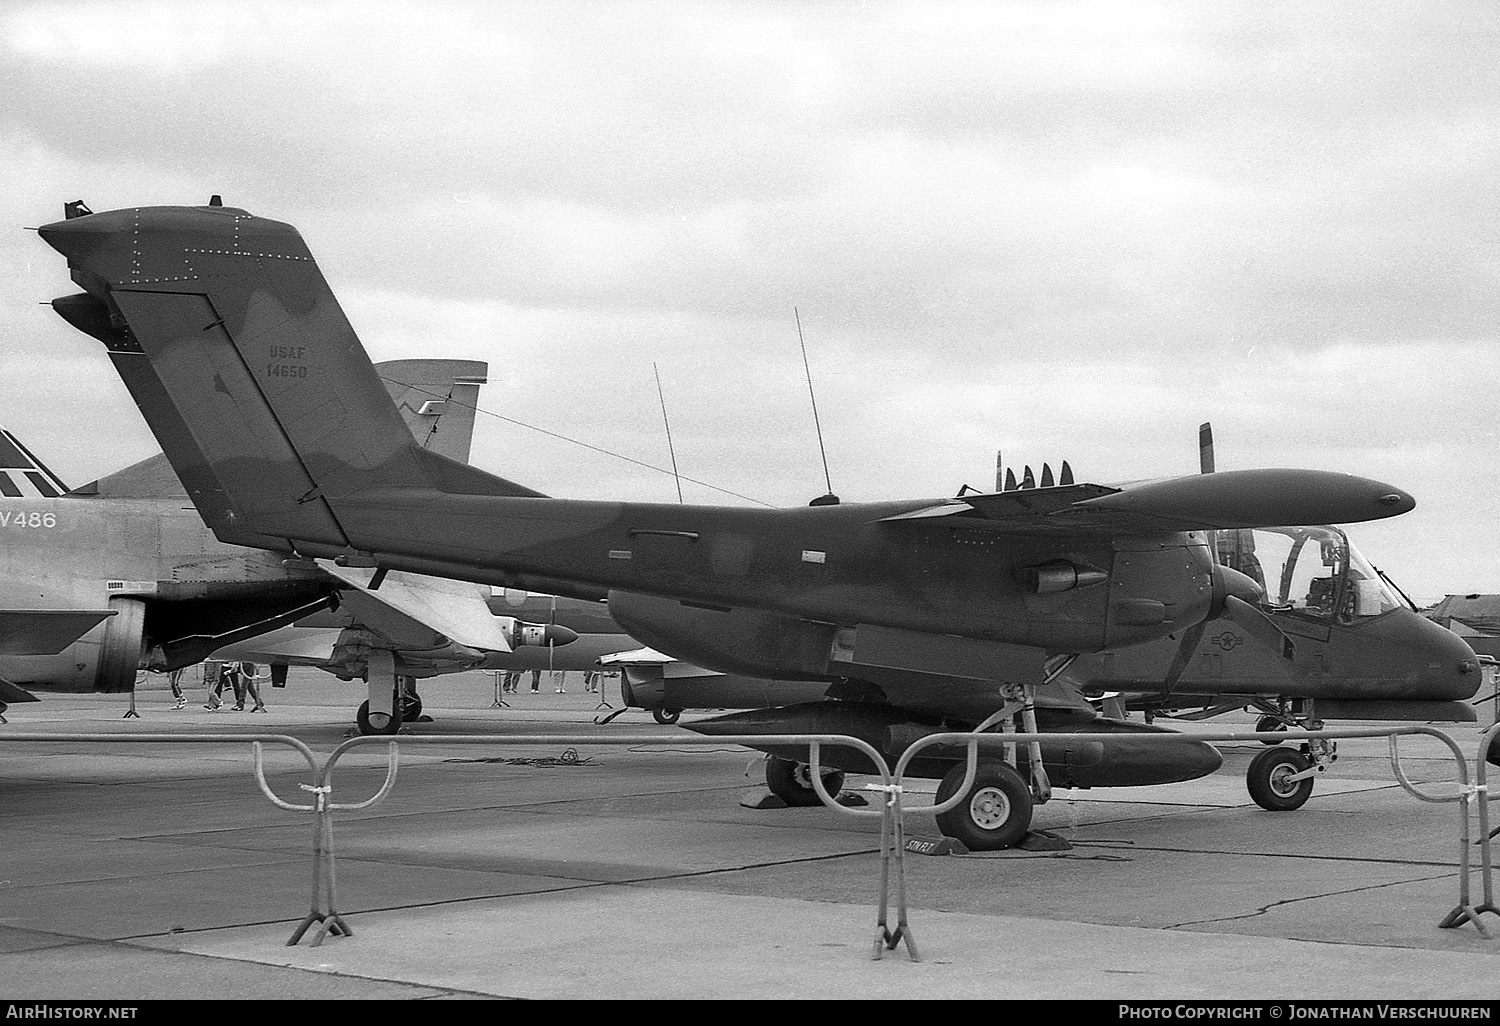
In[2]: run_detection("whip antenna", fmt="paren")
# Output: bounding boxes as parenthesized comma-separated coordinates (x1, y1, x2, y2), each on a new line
(654, 362, 684, 503)
(796, 307, 838, 505)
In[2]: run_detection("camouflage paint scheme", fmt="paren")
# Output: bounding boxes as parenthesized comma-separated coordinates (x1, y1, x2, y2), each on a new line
(39, 203, 1428, 796)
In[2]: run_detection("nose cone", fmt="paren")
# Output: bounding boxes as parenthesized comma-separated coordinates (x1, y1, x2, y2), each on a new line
(1074, 733, 1223, 787)
(1357, 610, 1484, 702)
(544, 624, 579, 647)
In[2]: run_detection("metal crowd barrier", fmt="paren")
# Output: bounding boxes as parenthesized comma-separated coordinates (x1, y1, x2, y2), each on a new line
(11, 722, 1500, 956)
(276, 732, 913, 957)
(894, 724, 1485, 936)
(1459, 722, 1500, 936)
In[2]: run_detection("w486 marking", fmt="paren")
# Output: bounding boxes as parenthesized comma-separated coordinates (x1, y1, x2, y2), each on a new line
(0, 511, 58, 528)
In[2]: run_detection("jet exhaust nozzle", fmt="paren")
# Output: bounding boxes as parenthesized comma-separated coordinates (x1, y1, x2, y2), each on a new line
(1024, 560, 1109, 595)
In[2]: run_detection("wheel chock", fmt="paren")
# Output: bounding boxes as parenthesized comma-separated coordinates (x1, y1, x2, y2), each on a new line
(1018, 829, 1073, 852)
(903, 835, 968, 856)
(739, 788, 787, 809)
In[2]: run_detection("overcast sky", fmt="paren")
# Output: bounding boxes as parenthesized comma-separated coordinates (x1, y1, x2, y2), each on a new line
(2, 1, 1497, 603)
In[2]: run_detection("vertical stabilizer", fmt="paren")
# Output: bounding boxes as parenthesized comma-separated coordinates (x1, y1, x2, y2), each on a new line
(41, 205, 537, 553)
(0, 427, 69, 497)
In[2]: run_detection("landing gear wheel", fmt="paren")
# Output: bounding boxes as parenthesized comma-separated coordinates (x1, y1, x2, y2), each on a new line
(1255, 715, 1288, 744)
(356, 700, 404, 736)
(1247, 746, 1314, 811)
(765, 755, 845, 807)
(934, 760, 1034, 851)
(399, 694, 424, 721)
(652, 707, 681, 725)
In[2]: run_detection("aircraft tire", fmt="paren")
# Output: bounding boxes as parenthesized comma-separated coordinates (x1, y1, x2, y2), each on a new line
(400, 694, 424, 721)
(1246, 746, 1314, 811)
(1255, 715, 1288, 745)
(765, 756, 844, 807)
(356, 699, 404, 736)
(652, 707, 682, 725)
(934, 760, 1033, 851)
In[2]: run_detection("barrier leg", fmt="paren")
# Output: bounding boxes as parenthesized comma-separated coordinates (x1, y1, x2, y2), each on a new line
(872, 788, 918, 961)
(287, 796, 353, 945)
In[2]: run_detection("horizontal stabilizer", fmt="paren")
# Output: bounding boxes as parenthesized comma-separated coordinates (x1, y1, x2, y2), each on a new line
(598, 646, 674, 665)
(0, 609, 115, 655)
(210, 625, 341, 665)
(318, 561, 513, 654)
(0, 675, 41, 704)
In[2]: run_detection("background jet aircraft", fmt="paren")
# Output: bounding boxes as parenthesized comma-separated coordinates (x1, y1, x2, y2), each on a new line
(0, 359, 572, 732)
(40, 201, 1423, 849)
(1425, 594, 1500, 662)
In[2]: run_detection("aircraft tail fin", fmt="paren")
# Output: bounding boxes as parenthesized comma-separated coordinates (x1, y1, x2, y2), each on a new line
(0, 427, 71, 497)
(42, 204, 540, 554)
(70, 452, 189, 499)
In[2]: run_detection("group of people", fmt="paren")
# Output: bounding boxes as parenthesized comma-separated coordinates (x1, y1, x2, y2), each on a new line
(499, 669, 611, 694)
(201, 660, 268, 712)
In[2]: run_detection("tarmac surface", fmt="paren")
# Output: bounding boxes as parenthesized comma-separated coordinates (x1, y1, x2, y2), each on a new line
(3, 667, 1500, 1001)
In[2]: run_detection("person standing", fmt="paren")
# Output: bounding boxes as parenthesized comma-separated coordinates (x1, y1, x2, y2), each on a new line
(203, 660, 228, 710)
(236, 661, 268, 712)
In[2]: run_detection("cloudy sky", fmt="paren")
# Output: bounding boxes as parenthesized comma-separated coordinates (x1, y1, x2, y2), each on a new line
(2, 1, 1497, 603)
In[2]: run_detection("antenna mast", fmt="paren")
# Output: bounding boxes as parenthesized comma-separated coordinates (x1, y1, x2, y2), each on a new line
(796, 307, 838, 504)
(654, 362, 684, 503)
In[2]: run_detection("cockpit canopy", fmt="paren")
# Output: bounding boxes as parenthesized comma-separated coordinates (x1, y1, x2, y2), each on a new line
(1216, 525, 1403, 625)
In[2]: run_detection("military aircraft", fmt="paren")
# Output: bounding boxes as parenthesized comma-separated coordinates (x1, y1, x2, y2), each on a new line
(39, 200, 1423, 849)
(0, 358, 573, 732)
(1058, 425, 1481, 810)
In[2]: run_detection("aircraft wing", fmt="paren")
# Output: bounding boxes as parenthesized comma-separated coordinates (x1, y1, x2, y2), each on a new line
(882, 470, 1412, 535)
(317, 562, 514, 654)
(0, 609, 115, 655)
(209, 625, 342, 665)
(598, 646, 675, 665)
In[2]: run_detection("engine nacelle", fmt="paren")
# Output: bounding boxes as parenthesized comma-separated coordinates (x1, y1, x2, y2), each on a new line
(0, 596, 147, 693)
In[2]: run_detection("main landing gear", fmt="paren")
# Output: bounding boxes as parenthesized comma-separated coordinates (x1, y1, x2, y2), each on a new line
(927, 679, 1055, 851)
(934, 759, 1033, 851)
(355, 651, 426, 736)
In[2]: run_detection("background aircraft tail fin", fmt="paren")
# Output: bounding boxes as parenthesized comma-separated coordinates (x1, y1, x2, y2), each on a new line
(379, 359, 488, 465)
(71, 452, 188, 500)
(64, 359, 488, 502)
(0, 427, 71, 498)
